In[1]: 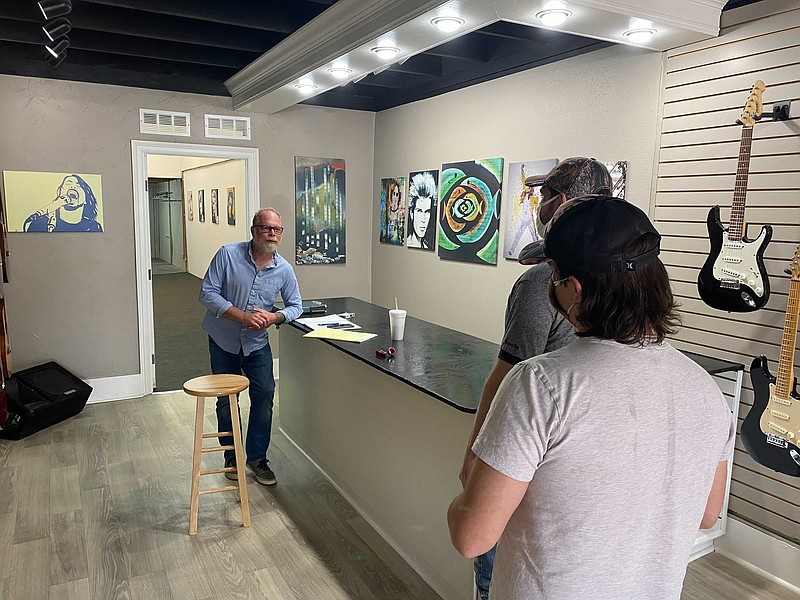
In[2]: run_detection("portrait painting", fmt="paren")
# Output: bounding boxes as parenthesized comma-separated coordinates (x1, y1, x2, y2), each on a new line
(227, 187, 236, 226)
(187, 190, 194, 221)
(379, 177, 406, 245)
(605, 160, 628, 199)
(295, 156, 346, 264)
(211, 188, 219, 224)
(406, 170, 438, 251)
(198, 189, 205, 222)
(3, 171, 104, 232)
(503, 158, 558, 260)
(438, 158, 503, 265)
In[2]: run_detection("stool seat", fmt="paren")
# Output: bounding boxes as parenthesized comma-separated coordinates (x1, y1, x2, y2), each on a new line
(183, 374, 249, 398)
(184, 373, 251, 535)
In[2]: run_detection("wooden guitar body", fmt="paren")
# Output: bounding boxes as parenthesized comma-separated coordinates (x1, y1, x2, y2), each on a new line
(697, 205, 772, 312)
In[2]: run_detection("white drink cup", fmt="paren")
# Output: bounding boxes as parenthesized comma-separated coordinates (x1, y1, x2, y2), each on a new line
(389, 309, 407, 341)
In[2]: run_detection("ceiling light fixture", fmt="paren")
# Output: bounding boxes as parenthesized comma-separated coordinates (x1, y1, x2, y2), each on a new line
(327, 65, 353, 79)
(431, 16, 465, 33)
(47, 49, 67, 67)
(370, 46, 401, 60)
(42, 17, 71, 41)
(294, 80, 318, 94)
(534, 8, 572, 27)
(46, 36, 69, 58)
(38, 0, 72, 19)
(622, 28, 657, 43)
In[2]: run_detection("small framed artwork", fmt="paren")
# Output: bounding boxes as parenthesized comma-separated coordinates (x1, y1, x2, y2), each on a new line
(198, 189, 205, 222)
(211, 188, 219, 224)
(227, 187, 236, 225)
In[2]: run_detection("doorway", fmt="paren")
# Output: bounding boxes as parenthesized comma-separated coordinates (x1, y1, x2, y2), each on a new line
(131, 141, 260, 394)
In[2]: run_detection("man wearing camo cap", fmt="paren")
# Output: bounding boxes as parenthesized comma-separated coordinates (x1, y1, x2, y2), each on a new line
(458, 157, 612, 600)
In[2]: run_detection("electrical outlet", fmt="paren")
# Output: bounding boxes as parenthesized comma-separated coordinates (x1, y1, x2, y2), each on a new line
(772, 101, 791, 120)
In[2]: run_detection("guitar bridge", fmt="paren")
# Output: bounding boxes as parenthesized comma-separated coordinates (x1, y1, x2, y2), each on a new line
(720, 280, 740, 290)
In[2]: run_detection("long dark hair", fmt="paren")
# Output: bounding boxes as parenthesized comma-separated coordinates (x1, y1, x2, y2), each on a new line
(560, 233, 681, 345)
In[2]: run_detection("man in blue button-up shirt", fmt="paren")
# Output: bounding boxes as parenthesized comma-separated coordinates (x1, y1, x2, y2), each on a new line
(200, 207, 302, 486)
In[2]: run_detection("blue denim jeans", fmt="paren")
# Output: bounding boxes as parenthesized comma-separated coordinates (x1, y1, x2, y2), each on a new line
(474, 545, 496, 600)
(208, 337, 275, 463)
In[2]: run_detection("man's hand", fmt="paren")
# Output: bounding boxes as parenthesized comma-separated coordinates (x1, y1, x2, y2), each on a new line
(243, 309, 270, 330)
(459, 448, 478, 488)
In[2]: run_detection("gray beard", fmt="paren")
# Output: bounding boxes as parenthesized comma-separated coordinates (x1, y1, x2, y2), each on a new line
(254, 239, 278, 253)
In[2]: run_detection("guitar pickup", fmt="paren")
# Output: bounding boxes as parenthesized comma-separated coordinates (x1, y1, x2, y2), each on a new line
(721, 256, 743, 264)
(769, 410, 789, 420)
(773, 397, 792, 406)
(768, 422, 790, 436)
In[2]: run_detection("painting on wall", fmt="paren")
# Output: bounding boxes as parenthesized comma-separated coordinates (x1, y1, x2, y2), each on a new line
(503, 158, 558, 260)
(379, 177, 406, 245)
(211, 188, 219, 224)
(438, 158, 503, 265)
(187, 190, 194, 221)
(406, 170, 438, 251)
(605, 160, 627, 199)
(295, 156, 346, 264)
(227, 187, 236, 226)
(198, 189, 205, 222)
(2, 171, 104, 232)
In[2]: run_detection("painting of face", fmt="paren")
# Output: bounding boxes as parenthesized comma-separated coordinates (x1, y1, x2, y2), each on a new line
(412, 195, 432, 239)
(58, 176, 86, 209)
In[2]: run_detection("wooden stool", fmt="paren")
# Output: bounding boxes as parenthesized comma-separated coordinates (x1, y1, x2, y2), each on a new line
(183, 374, 251, 535)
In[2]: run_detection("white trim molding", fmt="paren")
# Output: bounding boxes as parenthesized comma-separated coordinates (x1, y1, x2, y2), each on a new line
(715, 517, 800, 594)
(86, 374, 146, 404)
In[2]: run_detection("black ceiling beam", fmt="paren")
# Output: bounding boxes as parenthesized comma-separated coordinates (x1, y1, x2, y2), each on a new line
(77, 0, 331, 34)
(354, 69, 438, 90)
(476, 21, 554, 44)
(388, 53, 442, 77)
(301, 90, 376, 111)
(424, 35, 490, 63)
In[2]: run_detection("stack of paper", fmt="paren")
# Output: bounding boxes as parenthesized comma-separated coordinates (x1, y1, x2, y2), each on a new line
(296, 315, 361, 330)
(303, 328, 377, 343)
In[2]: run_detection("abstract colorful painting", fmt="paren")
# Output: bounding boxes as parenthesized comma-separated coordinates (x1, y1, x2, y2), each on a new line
(295, 157, 346, 264)
(2, 171, 104, 232)
(406, 170, 438, 251)
(227, 187, 236, 226)
(198, 189, 205, 222)
(503, 159, 558, 260)
(379, 177, 406, 245)
(438, 158, 503, 264)
(604, 161, 627, 199)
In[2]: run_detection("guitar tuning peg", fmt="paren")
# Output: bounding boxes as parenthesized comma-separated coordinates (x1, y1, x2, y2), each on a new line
(784, 268, 792, 276)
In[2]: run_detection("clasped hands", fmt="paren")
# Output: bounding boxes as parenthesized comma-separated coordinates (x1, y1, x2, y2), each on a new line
(244, 307, 274, 330)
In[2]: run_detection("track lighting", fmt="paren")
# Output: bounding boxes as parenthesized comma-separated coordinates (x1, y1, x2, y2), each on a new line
(42, 17, 71, 41)
(45, 36, 69, 58)
(38, 0, 72, 19)
(47, 49, 67, 67)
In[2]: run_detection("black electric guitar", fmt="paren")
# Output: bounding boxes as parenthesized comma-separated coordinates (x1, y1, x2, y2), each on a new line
(697, 80, 772, 312)
(741, 245, 800, 477)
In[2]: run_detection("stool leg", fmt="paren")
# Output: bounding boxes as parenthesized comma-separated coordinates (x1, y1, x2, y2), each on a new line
(189, 396, 205, 535)
(228, 392, 250, 528)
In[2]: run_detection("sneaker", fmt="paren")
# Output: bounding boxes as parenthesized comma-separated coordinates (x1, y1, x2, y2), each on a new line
(247, 459, 276, 486)
(224, 456, 238, 481)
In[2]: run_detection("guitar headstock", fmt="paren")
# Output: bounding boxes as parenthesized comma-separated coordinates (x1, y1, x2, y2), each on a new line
(786, 245, 800, 280)
(737, 80, 766, 126)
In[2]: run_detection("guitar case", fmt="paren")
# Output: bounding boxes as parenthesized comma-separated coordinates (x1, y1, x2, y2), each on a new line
(0, 361, 92, 440)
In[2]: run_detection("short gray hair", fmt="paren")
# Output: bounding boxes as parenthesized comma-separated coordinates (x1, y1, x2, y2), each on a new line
(252, 207, 281, 226)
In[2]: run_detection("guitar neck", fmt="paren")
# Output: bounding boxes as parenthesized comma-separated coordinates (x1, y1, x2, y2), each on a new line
(776, 277, 800, 397)
(729, 126, 754, 242)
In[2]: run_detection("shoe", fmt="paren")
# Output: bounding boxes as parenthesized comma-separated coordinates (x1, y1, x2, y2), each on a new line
(224, 456, 238, 481)
(247, 459, 276, 486)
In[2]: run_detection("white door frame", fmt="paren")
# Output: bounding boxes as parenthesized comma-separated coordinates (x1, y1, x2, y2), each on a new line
(131, 140, 260, 394)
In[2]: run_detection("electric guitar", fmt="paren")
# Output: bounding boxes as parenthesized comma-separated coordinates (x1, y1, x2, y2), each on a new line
(741, 245, 800, 477)
(697, 80, 772, 312)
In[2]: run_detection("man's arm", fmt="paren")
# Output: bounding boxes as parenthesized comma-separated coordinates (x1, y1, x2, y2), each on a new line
(448, 458, 529, 558)
(459, 358, 514, 487)
(277, 268, 303, 324)
(700, 461, 728, 529)
(200, 248, 268, 329)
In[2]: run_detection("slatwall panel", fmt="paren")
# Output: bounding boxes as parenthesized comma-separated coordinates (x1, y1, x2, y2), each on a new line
(653, 3, 800, 545)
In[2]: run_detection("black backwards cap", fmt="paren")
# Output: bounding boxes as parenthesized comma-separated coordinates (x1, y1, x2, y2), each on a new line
(543, 196, 661, 274)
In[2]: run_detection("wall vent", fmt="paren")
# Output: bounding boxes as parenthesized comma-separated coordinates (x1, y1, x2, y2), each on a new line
(205, 114, 251, 140)
(139, 109, 191, 136)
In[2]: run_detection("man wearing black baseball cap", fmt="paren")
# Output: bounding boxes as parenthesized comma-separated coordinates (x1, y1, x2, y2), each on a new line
(450, 196, 734, 600)
(458, 157, 613, 599)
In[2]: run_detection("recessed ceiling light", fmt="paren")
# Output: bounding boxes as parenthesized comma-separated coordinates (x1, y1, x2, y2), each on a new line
(370, 46, 401, 60)
(534, 8, 572, 27)
(431, 16, 465, 33)
(327, 66, 353, 79)
(295, 80, 318, 94)
(623, 28, 657, 43)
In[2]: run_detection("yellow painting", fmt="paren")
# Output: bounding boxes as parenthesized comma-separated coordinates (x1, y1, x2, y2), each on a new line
(2, 171, 104, 233)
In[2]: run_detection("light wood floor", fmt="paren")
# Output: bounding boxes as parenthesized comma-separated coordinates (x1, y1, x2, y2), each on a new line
(0, 392, 797, 600)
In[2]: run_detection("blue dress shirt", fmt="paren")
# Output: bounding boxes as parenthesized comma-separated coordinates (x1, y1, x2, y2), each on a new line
(200, 242, 302, 356)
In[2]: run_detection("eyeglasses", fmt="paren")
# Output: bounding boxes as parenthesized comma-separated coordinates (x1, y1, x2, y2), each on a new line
(253, 225, 284, 234)
(551, 272, 570, 287)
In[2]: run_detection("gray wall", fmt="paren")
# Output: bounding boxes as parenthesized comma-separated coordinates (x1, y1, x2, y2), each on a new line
(0, 75, 375, 380)
(371, 45, 664, 344)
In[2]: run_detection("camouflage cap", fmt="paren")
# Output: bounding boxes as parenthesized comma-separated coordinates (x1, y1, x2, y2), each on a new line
(537, 157, 612, 198)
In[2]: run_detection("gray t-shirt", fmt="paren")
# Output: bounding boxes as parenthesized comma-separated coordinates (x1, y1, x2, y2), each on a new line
(473, 338, 735, 600)
(499, 263, 575, 365)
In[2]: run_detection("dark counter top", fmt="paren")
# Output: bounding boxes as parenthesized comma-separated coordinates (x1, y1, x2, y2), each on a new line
(285, 297, 497, 414)
(285, 297, 744, 414)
